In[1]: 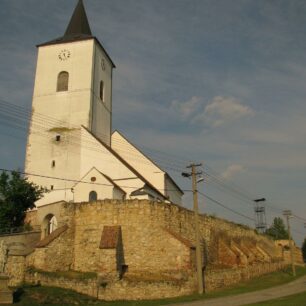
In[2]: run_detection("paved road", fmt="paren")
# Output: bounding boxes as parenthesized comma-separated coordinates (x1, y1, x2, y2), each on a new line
(166, 275, 306, 306)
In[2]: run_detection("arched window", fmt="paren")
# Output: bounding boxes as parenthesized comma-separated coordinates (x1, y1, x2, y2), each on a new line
(42, 214, 58, 237)
(99, 81, 104, 101)
(89, 191, 97, 202)
(57, 71, 69, 92)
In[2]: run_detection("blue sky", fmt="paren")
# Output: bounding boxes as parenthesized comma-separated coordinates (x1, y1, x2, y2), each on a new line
(1, 0, 306, 244)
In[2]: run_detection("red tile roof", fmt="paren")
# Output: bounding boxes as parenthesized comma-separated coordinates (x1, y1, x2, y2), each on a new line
(36, 224, 68, 248)
(99, 226, 121, 249)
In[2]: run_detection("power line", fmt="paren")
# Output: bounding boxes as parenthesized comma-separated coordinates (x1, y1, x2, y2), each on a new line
(0, 99, 187, 173)
(0, 168, 191, 193)
(198, 191, 255, 222)
(2, 98, 306, 226)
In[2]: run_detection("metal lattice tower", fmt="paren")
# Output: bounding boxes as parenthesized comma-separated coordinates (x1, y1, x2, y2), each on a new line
(254, 198, 267, 233)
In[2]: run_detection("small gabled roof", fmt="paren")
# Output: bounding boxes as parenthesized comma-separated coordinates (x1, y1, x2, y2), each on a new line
(82, 126, 167, 200)
(73, 166, 126, 196)
(36, 225, 68, 248)
(99, 226, 121, 249)
(130, 184, 156, 197)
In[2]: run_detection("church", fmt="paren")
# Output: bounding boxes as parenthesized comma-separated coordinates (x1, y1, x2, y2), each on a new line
(1, 2, 301, 301)
(25, 0, 183, 207)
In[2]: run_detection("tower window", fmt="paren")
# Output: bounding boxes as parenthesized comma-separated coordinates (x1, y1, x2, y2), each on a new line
(55, 135, 61, 141)
(51, 160, 55, 168)
(89, 191, 97, 202)
(99, 81, 104, 101)
(57, 71, 69, 92)
(50, 185, 54, 190)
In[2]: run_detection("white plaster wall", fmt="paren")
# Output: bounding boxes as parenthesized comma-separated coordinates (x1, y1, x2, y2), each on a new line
(35, 190, 73, 206)
(111, 131, 165, 194)
(25, 40, 96, 202)
(165, 176, 182, 205)
(91, 42, 113, 145)
(80, 128, 147, 197)
(25, 39, 114, 206)
(32, 40, 94, 128)
(26, 128, 82, 202)
(73, 168, 114, 202)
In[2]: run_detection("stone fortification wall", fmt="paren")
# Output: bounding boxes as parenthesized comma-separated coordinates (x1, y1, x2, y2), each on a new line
(73, 200, 197, 275)
(13, 199, 291, 300)
(26, 202, 75, 272)
(72, 200, 276, 273)
(25, 270, 195, 300)
(0, 231, 41, 286)
(205, 262, 286, 291)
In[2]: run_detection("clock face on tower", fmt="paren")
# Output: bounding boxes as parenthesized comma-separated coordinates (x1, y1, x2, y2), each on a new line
(58, 49, 71, 61)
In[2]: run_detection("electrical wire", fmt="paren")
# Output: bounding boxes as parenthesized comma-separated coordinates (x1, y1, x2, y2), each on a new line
(1, 98, 306, 228)
(0, 167, 191, 193)
(198, 191, 255, 222)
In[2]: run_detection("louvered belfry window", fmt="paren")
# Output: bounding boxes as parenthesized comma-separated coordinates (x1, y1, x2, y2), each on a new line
(57, 71, 69, 92)
(100, 80, 104, 101)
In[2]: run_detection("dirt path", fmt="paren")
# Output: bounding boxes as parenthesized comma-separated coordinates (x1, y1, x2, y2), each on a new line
(166, 275, 306, 306)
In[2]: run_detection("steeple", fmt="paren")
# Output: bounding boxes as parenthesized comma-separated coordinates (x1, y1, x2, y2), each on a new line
(38, 0, 93, 46)
(64, 0, 92, 38)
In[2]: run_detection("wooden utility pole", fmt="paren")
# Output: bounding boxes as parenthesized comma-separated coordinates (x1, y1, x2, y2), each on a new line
(185, 163, 204, 294)
(283, 210, 296, 277)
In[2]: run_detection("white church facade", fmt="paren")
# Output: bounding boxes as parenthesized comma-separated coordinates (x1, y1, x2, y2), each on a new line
(25, 0, 183, 206)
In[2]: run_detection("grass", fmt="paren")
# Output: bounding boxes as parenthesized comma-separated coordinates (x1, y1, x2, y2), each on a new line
(6, 266, 306, 306)
(247, 291, 306, 305)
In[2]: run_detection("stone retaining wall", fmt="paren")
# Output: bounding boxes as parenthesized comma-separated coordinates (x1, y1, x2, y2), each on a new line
(24, 262, 288, 300)
(4, 200, 295, 300)
(205, 262, 288, 291)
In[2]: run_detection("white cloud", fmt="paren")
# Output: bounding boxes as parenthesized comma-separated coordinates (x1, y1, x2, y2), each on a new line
(221, 164, 245, 179)
(170, 96, 202, 119)
(194, 96, 255, 127)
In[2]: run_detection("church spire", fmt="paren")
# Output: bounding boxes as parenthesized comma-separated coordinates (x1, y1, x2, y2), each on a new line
(64, 0, 92, 38)
(38, 0, 93, 46)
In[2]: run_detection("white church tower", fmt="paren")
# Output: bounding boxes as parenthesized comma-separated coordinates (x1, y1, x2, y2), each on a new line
(29, 0, 114, 143)
(25, 0, 114, 194)
(25, 0, 183, 206)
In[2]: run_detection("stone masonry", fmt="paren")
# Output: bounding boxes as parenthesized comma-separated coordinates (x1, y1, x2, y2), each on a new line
(2, 199, 302, 300)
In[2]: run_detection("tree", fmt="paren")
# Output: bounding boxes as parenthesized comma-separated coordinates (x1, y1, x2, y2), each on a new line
(0, 171, 46, 229)
(265, 217, 289, 240)
(302, 238, 306, 263)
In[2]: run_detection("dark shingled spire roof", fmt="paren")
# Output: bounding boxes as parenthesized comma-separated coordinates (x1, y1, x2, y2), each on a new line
(64, 0, 92, 38)
(38, 0, 93, 46)
(38, 0, 115, 67)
